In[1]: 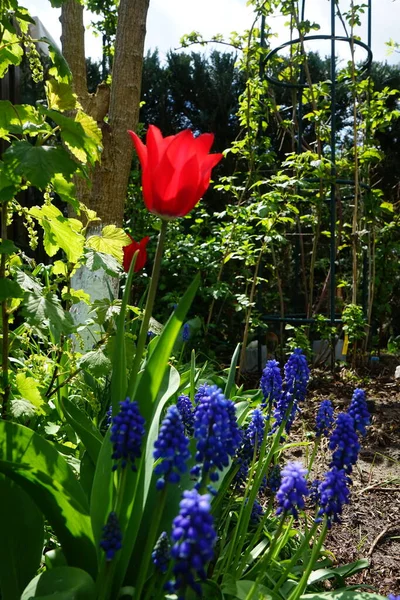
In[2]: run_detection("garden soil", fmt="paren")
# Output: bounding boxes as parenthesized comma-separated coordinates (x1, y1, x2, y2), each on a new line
(244, 355, 400, 595)
(298, 357, 400, 596)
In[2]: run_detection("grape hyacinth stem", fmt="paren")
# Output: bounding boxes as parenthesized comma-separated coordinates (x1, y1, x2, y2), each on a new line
(128, 219, 168, 396)
(288, 517, 328, 600)
(134, 488, 167, 599)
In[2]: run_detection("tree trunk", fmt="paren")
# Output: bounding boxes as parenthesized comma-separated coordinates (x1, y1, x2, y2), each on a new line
(60, 0, 150, 226)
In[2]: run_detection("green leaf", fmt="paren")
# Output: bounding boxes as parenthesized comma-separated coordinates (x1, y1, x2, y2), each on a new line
(0, 101, 50, 140)
(21, 566, 96, 600)
(45, 79, 78, 111)
(3, 142, 79, 189)
(86, 225, 130, 263)
(0, 421, 97, 577)
(0, 476, 44, 600)
(224, 343, 240, 399)
(0, 278, 24, 301)
(52, 174, 80, 212)
(308, 559, 370, 585)
(44, 109, 102, 166)
(15, 372, 45, 414)
(78, 349, 112, 379)
(45, 38, 72, 82)
(30, 204, 84, 263)
(0, 239, 17, 254)
(21, 290, 75, 342)
(0, 29, 23, 77)
(61, 397, 103, 464)
(0, 160, 21, 202)
(15, 269, 43, 293)
(84, 249, 121, 276)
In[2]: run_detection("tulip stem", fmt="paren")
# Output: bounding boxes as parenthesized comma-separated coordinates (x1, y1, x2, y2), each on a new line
(128, 219, 168, 397)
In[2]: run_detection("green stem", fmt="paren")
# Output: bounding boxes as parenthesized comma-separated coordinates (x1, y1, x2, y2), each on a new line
(134, 488, 167, 599)
(272, 521, 319, 594)
(1, 201, 10, 419)
(128, 220, 168, 397)
(306, 437, 321, 478)
(245, 515, 286, 600)
(288, 518, 328, 600)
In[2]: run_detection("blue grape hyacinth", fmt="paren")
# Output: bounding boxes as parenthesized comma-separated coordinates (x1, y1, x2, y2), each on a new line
(272, 390, 294, 433)
(329, 413, 360, 473)
(153, 405, 190, 490)
(317, 466, 351, 528)
(315, 399, 334, 437)
(170, 490, 217, 597)
(191, 384, 242, 481)
(100, 512, 122, 560)
(284, 348, 310, 403)
(152, 531, 170, 574)
(260, 359, 282, 408)
(176, 394, 194, 436)
(388, 595, 400, 600)
(348, 388, 370, 436)
(241, 408, 266, 459)
(276, 461, 309, 519)
(182, 322, 190, 342)
(110, 398, 145, 471)
(194, 383, 209, 405)
(309, 478, 321, 506)
(268, 464, 282, 493)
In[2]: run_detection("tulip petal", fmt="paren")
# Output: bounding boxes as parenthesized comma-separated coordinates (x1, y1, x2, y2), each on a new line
(193, 132, 215, 156)
(128, 130, 148, 169)
(196, 153, 223, 199)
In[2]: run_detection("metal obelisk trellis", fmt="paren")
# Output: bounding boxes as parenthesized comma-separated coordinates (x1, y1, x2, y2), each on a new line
(257, 0, 373, 370)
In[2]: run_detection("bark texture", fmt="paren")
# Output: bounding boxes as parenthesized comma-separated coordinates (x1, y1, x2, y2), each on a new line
(60, 0, 150, 226)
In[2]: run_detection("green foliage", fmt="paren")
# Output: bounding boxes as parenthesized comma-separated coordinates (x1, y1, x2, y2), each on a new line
(342, 304, 366, 344)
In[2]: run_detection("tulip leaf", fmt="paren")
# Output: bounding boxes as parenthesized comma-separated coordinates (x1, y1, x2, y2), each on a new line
(112, 274, 200, 595)
(61, 397, 103, 464)
(0, 476, 44, 600)
(86, 225, 131, 263)
(0, 421, 97, 578)
(21, 567, 96, 599)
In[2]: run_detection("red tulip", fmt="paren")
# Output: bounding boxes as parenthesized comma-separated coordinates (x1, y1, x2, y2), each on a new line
(128, 125, 223, 219)
(123, 235, 149, 273)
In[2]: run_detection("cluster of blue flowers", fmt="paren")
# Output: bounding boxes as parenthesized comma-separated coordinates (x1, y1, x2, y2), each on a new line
(191, 384, 242, 482)
(268, 464, 282, 493)
(110, 398, 145, 471)
(241, 408, 266, 460)
(169, 490, 217, 597)
(309, 478, 321, 506)
(317, 467, 351, 528)
(315, 399, 334, 438)
(348, 388, 370, 436)
(329, 413, 360, 473)
(182, 322, 190, 342)
(152, 531, 170, 574)
(276, 461, 309, 519)
(260, 359, 282, 408)
(153, 405, 190, 490)
(284, 348, 310, 403)
(250, 499, 264, 524)
(100, 512, 123, 561)
(176, 394, 194, 436)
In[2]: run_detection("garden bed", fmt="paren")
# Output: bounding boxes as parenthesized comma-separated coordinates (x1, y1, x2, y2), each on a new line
(303, 364, 400, 595)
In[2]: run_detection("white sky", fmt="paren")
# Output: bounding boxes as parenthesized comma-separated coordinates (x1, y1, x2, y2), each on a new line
(22, 0, 400, 66)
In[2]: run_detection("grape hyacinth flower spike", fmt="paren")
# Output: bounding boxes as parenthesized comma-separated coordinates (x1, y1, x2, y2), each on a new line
(315, 399, 334, 438)
(100, 512, 123, 560)
(110, 398, 145, 471)
(191, 384, 242, 483)
(348, 388, 370, 436)
(276, 461, 309, 519)
(284, 347, 310, 403)
(176, 394, 194, 436)
(152, 531, 170, 574)
(241, 408, 266, 460)
(170, 490, 217, 597)
(316, 466, 351, 528)
(260, 359, 282, 409)
(329, 412, 360, 473)
(153, 405, 190, 490)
